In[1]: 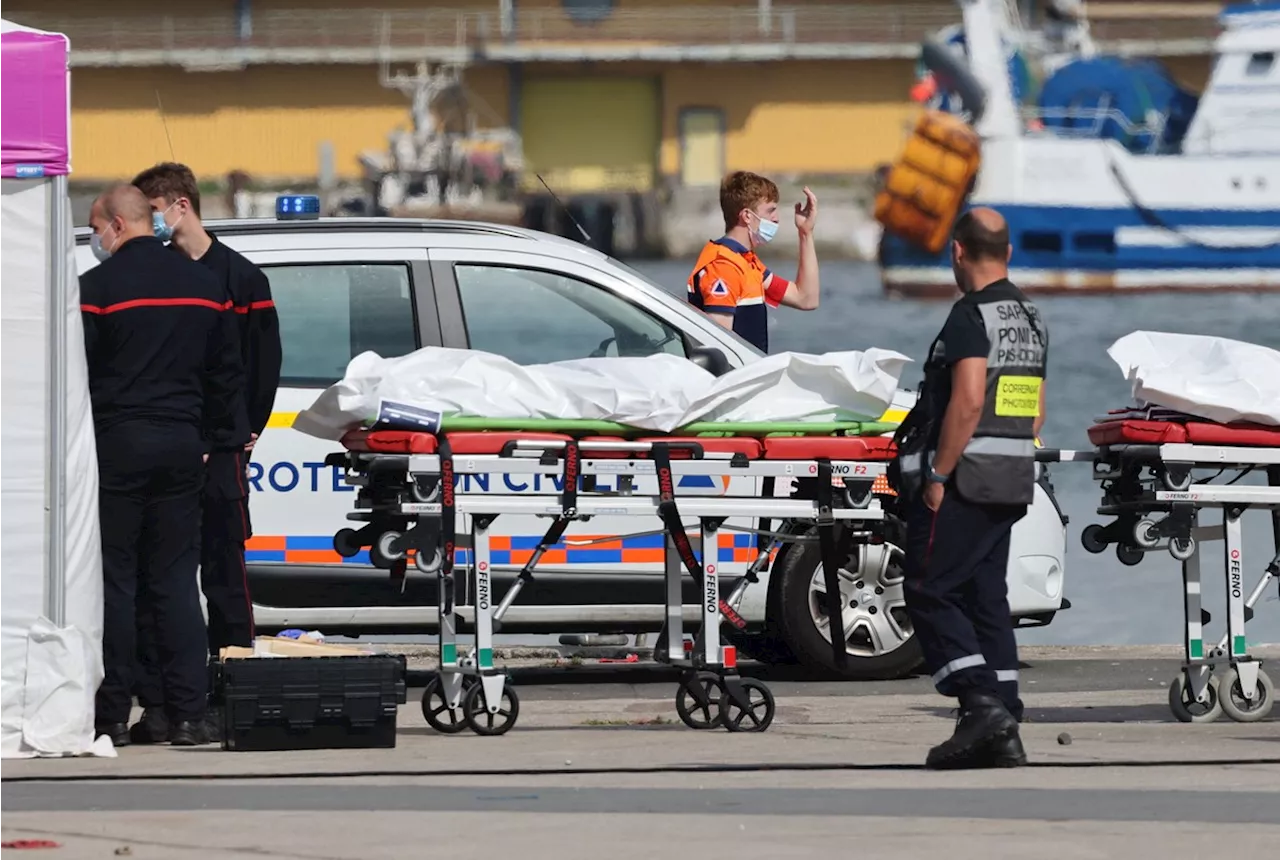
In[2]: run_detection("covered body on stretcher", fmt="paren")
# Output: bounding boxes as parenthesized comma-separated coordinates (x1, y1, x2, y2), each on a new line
(1070, 408, 1280, 724)
(324, 418, 903, 734)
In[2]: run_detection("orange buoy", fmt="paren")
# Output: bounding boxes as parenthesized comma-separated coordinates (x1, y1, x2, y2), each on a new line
(873, 110, 982, 255)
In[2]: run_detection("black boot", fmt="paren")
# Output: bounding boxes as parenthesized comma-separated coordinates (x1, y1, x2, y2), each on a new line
(96, 722, 130, 747)
(168, 719, 208, 746)
(983, 730, 1028, 768)
(926, 692, 1020, 770)
(203, 705, 223, 746)
(128, 708, 169, 744)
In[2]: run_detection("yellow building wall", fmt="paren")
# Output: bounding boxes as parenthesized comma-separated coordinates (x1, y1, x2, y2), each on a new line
(659, 60, 921, 178)
(67, 63, 509, 182)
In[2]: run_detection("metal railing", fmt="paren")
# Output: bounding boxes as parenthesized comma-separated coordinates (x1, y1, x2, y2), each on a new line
(9, 4, 1219, 58)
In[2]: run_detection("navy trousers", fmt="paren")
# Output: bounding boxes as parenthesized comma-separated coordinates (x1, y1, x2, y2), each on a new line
(903, 487, 1027, 718)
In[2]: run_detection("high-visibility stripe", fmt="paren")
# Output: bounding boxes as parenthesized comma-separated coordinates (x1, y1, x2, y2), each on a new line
(82, 297, 231, 315)
(996, 669, 1019, 682)
(964, 436, 1035, 457)
(931, 653, 986, 685)
(233, 299, 277, 315)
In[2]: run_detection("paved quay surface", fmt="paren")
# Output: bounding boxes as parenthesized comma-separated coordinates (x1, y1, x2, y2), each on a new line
(3, 646, 1277, 859)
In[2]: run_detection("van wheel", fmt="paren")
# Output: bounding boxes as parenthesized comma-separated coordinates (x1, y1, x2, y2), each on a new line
(776, 532, 922, 680)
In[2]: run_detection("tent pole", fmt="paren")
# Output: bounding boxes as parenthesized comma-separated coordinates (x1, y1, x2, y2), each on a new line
(47, 174, 69, 627)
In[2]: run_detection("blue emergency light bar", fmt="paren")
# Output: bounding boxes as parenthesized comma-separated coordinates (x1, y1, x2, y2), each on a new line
(275, 194, 321, 220)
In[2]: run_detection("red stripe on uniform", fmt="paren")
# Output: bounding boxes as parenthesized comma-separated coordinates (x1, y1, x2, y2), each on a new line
(81, 297, 232, 315)
(232, 299, 276, 315)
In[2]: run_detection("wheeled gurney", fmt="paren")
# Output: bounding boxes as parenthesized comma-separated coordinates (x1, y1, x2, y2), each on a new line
(1074, 412, 1280, 723)
(325, 418, 901, 736)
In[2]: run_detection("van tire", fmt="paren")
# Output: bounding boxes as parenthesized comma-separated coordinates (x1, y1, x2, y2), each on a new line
(775, 528, 923, 681)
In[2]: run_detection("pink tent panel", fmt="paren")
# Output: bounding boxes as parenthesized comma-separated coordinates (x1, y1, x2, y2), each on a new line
(1, 22, 70, 178)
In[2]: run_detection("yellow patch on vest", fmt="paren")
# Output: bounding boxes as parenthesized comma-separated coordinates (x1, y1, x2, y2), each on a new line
(994, 376, 1042, 418)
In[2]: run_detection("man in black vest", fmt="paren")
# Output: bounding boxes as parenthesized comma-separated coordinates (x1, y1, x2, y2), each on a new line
(900, 208, 1048, 769)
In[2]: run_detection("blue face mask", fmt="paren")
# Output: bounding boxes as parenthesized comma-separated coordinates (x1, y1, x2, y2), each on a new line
(750, 211, 779, 245)
(152, 201, 184, 242)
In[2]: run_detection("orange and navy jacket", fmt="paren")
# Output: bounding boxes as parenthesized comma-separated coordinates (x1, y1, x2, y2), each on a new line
(80, 235, 248, 452)
(192, 234, 282, 438)
(686, 237, 789, 353)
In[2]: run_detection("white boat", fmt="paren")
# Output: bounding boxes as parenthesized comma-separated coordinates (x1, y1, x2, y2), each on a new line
(878, 0, 1280, 297)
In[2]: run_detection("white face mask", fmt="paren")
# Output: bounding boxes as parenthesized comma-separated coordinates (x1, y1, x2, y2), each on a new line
(749, 210, 779, 246)
(90, 224, 119, 262)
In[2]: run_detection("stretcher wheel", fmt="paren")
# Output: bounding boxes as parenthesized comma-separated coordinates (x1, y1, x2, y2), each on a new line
(414, 546, 444, 574)
(718, 679, 775, 733)
(675, 671, 726, 730)
(1116, 543, 1144, 567)
(1160, 468, 1193, 492)
(1168, 673, 1222, 723)
(369, 531, 405, 567)
(333, 528, 362, 559)
(1081, 524, 1108, 554)
(410, 478, 440, 504)
(420, 675, 468, 734)
(463, 681, 520, 736)
(1133, 520, 1160, 550)
(1218, 667, 1275, 723)
(1168, 536, 1196, 562)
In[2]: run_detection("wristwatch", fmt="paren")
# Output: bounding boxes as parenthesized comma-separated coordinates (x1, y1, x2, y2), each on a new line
(926, 467, 949, 485)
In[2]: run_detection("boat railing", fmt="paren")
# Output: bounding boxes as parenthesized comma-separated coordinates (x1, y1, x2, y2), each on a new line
(1022, 104, 1169, 153)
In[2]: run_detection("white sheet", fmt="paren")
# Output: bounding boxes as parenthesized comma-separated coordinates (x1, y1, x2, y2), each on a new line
(292, 347, 911, 439)
(1107, 331, 1280, 427)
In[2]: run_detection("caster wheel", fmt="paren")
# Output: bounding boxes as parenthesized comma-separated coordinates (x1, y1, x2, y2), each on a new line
(1218, 667, 1275, 723)
(333, 528, 362, 558)
(1116, 543, 1144, 566)
(1133, 519, 1160, 550)
(718, 679, 775, 733)
(463, 681, 520, 736)
(675, 671, 726, 730)
(369, 531, 404, 567)
(1081, 524, 1108, 554)
(410, 478, 440, 504)
(1169, 536, 1196, 562)
(420, 675, 468, 734)
(1168, 673, 1222, 723)
(414, 546, 444, 574)
(1161, 468, 1193, 492)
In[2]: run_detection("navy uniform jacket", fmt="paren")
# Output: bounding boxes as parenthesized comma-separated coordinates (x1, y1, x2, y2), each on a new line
(80, 235, 249, 452)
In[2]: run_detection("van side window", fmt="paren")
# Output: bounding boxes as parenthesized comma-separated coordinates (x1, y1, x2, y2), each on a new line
(454, 264, 686, 365)
(263, 263, 418, 387)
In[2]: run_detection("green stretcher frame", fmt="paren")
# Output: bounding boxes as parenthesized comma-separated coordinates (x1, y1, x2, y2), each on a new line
(385, 416, 900, 437)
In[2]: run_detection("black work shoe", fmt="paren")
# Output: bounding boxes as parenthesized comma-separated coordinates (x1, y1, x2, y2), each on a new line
(926, 692, 1020, 770)
(128, 708, 169, 744)
(203, 706, 223, 746)
(982, 730, 1028, 768)
(167, 720, 208, 746)
(96, 722, 130, 747)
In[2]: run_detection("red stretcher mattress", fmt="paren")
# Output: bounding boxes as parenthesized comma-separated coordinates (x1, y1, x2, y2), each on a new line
(342, 430, 898, 461)
(1088, 419, 1280, 448)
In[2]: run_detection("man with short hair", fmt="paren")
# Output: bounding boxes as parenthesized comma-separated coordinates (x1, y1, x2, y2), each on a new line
(686, 171, 820, 353)
(129, 162, 282, 743)
(81, 184, 247, 747)
(897, 207, 1048, 769)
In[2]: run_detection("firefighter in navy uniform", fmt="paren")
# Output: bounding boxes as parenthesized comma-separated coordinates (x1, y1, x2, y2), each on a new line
(129, 163, 282, 743)
(894, 208, 1048, 770)
(81, 185, 248, 747)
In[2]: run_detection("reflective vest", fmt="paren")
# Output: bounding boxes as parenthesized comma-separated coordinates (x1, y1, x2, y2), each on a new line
(953, 289, 1047, 505)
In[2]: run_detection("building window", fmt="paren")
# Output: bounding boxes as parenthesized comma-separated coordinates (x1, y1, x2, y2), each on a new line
(679, 108, 726, 188)
(562, 0, 615, 25)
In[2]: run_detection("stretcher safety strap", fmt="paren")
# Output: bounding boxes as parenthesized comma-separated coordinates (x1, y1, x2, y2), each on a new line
(438, 436, 457, 614)
(815, 460, 848, 670)
(518, 440, 581, 584)
(651, 443, 748, 631)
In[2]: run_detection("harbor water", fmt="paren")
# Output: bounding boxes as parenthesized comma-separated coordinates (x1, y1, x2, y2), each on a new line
(627, 258, 1280, 647)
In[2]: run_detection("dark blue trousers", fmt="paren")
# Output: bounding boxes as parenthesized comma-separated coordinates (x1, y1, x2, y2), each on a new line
(903, 488, 1026, 718)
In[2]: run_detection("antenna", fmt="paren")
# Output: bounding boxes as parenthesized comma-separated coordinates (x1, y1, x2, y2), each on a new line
(155, 90, 176, 160)
(536, 173, 592, 245)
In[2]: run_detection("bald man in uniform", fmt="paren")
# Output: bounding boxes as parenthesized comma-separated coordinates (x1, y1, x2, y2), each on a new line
(81, 184, 248, 746)
(895, 207, 1049, 769)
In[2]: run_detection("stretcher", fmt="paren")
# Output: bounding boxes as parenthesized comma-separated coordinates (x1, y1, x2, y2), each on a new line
(1065, 411, 1280, 724)
(325, 418, 900, 736)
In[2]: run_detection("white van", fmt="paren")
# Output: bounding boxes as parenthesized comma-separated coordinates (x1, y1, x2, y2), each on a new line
(73, 202, 1070, 680)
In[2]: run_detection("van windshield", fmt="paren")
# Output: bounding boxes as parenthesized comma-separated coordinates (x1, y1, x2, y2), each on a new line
(606, 256, 767, 359)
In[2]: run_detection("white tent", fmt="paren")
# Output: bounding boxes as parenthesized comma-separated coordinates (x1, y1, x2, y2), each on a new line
(1, 19, 109, 758)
